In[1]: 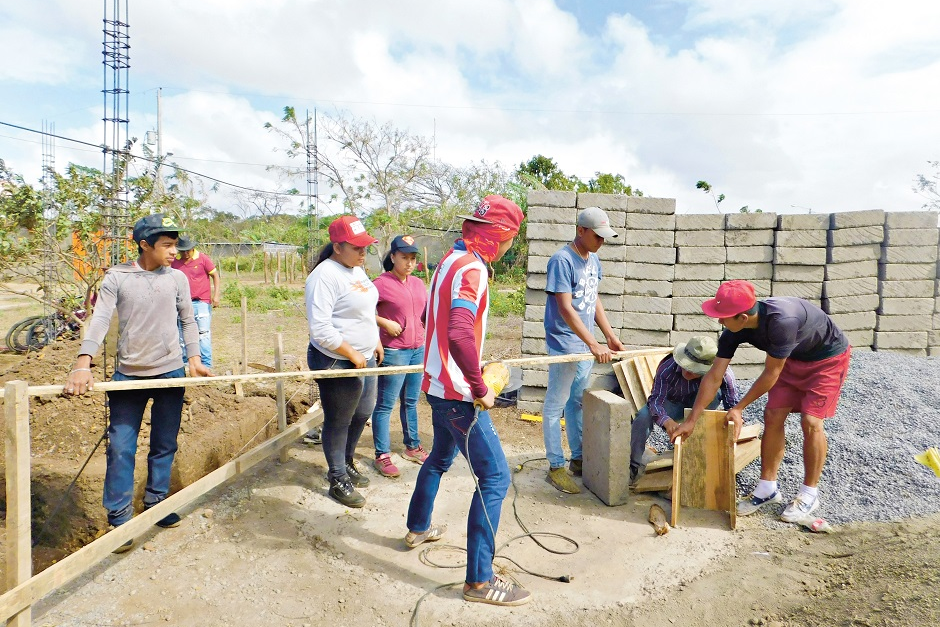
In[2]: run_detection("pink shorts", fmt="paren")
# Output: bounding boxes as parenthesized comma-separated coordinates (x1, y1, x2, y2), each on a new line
(765, 347, 851, 418)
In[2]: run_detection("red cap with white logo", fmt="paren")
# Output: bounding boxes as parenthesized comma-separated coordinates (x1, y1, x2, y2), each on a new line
(328, 215, 378, 247)
(701, 280, 758, 318)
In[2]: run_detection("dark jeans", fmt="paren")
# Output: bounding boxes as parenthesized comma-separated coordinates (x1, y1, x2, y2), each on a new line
(105, 367, 186, 526)
(406, 394, 511, 584)
(630, 391, 723, 469)
(308, 344, 377, 480)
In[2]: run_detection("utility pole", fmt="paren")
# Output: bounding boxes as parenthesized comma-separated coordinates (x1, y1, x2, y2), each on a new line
(156, 86, 163, 199)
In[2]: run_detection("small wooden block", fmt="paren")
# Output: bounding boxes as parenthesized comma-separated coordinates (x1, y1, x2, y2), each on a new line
(633, 468, 673, 493)
(644, 450, 675, 472)
(234, 382, 244, 397)
(737, 423, 762, 443)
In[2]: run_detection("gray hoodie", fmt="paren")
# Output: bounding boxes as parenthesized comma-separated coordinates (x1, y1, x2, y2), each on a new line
(79, 261, 200, 377)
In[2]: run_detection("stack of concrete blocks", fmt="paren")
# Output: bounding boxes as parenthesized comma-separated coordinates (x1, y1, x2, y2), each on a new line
(934, 224, 940, 357)
(823, 211, 884, 351)
(875, 211, 939, 356)
(619, 196, 677, 350)
(773, 214, 829, 308)
(723, 212, 777, 378)
(671, 214, 723, 349)
(518, 190, 578, 414)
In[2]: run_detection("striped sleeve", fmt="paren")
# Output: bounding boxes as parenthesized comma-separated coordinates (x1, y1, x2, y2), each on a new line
(648, 358, 677, 428)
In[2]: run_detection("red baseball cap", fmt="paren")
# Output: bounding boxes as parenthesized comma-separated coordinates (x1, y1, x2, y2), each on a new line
(328, 215, 378, 247)
(458, 195, 524, 235)
(701, 280, 758, 318)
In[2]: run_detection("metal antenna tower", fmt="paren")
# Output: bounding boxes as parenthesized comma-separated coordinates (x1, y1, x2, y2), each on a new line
(102, 0, 130, 266)
(305, 108, 320, 269)
(41, 121, 58, 318)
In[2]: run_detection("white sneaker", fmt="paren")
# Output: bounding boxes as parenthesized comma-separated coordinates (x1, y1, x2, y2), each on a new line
(736, 491, 783, 516)
(780, 493, 820, 523)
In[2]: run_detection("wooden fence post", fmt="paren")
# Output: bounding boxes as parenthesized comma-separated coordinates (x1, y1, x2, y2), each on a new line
(275, 334, 288, 463)
(236, 296, 248, 397)
(5, 380, 32, 627)
(263, 252, 269, 284)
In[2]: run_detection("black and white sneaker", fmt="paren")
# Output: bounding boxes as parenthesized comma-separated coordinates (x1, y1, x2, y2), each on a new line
(736, 491, 783, 516)
(345, 460, 370, 488)
(329, 477, 365, 508)
(303, 427, 322, 445)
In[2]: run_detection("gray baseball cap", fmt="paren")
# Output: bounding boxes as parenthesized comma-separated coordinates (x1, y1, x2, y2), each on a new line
(577, 206, 618, 239)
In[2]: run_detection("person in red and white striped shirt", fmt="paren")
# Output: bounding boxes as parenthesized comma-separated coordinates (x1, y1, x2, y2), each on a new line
(405, 195, 532, 607)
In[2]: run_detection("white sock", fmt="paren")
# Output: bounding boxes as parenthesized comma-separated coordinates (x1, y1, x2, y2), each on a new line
(798, 485, 818, 501)
(753, 479, 778, 499)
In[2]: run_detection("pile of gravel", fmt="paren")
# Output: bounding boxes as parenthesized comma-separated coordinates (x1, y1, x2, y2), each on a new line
(648, 351, 940, 525)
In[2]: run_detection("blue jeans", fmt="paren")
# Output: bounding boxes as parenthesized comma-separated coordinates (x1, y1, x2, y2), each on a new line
(308, 345, 377, 480)
(407, 395, 511, 585)
(630, 392, 723, 469)
(179, 300, 212, 367)
(104, 367, 186, 526)
(542, 356, 594, 468)
(371, 346, 424, 455)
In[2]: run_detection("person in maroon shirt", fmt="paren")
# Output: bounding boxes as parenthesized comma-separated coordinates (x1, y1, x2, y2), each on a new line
(171, 236, 221, 367)
(371, 235, 429, 477)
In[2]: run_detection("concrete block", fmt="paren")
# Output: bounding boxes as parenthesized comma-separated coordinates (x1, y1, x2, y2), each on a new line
(751, 279, 772, 296)
(771, 282, 824, 299)
(622, 295, 673, 315)
(726, 246, 774, 263)
(521, 338, 547, 356)
(523, 369, 549, 387)
(670, 330, 719, 346)
(828, 311, 877, 331)
(525, 288, 547, 306)
(774, 247, 827, 266)
(600, 295, 623, 312)
(600, 310, 624, 330)
(828, 225, 884, 247)
(930, 346, 940, 356)
(599, 276, 624, 295)
(672, 296, 708, 315)
(878, 297, 935, 316)
(774, 230, 828, 248)
(619, 328, 672, 347)
(522, 321, 545, 339)
(528, 223, 573, 241)
(673, 314, 721, 332)
(879, 263, 937, 282)
(605, 210, 627, 229)
(825, 260, 878, 281)
(583, 390, 634, 506)
(884, 211, 939, 229)
(677, 246, 726, 264)
(623, 279, 672, 298)
(676, 214, 724, 230)
(627, 196, 677, 215)
(725, 212, 777, 230)
(823, 293, 880, 314)
(527, 205, 576, 224)
(676, 230, 724, 247)
(528, 190, 577, 208)
(822, 276, 878, 298)
(884, 228, 940, 247)
(623, 262, 674, 281)
(519, 384, 546, 402)
(830, 209, 885, 229)
(598, 243, 626, 262)
(576, 193, 628, 210)
(524, 305, 543, 321)
(527, 255, 550, 274)
(724, 229, 775, 246)
(623, 246, 676, 264)
(931, 329, 940, 345)
(622, 312, 673, 332)
(881, 246, 938, 264)
(879, 280, 936, 299)
(527, 273, 547, 290)
(845, 329, 874, 347)
(725, 263, 773, 281)
(674, 263, 725, 281)
(600, 261, 626, 278)
(874, 331, 928, 350)
(875, 314, 933, 332)
(774, 265, 825, 282)
(625, 213, 675, 230)
(730, 363, 766, 379)
(777, 213, 830, 230)
(516, 400, 544, 414)
(827, 244, 882, 263)
(733, 346, 768, 364)
(879, 347, 928, 357)
(587, 372, 620, 393)
(623, 229, 675, 247)
(672, 280, 721, 298)
(528, 240, 569, 257)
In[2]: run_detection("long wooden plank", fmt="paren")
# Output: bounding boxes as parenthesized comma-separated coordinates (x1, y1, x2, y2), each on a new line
(620, 360, 648, 410)
(643, 354, 666, 382)
(0, 408, 325, 622)
(670, 436, 682, 527)
(3, 348, 675, 399)
(644, 450, 675, 472)
(632, 359, 654, 400)
(734, 438, 762, 473)
(632, 468, 673, 493)
(4, 381, 31, 627)
(611, 362, 639, 417)
(275, 334, 288, 463)
(737, 423, 762, 443)
(727, 421, 737, 530)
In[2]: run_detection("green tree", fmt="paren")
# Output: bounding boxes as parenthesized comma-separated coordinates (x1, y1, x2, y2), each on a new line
(517, 155, 580, 191)
(913, 161, 940, 210)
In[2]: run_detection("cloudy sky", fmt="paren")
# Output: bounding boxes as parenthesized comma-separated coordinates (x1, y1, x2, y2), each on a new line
(2, 0, 940, 216)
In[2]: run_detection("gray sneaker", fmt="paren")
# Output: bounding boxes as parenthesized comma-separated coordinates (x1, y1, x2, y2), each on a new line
(736, 491, 783, 516)
(780, 494, 820, 523)
(404, 523, 447, 548)
(463, 576, 531, 606)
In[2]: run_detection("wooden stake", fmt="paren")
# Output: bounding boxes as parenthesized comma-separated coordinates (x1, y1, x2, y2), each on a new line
(263, 252, 268, 284)
(235, 295, 247, 397)
(275, 333, 288, 463)
(4, 380, 31, 627)
(275, 251, 282, 285)
(423, 246, 430, 283)
(670, 435, 682, 528)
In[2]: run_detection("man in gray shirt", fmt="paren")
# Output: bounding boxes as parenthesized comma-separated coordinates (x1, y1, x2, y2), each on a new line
(65, 213, 212, 551)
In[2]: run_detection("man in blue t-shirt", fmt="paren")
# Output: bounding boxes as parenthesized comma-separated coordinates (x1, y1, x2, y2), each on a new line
(542, 206, 625, 494)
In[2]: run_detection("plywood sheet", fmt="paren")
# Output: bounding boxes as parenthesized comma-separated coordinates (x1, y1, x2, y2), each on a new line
(678, 409, 733, 511)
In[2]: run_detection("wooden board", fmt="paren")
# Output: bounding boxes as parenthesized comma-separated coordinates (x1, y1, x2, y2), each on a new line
(644, 450, 675, 472)
(611, 362, 640, 417)
(633, 359, 654, 399)
(678, 409, 733, 512)
(633, 467, 673, 493)
(734, 438, 762, 473)
(618, 360, 648, 410)
(727, 421, 737, 530)
(737, 423, 762, 443)
(670, 436, 682, 527)
(4, 381, 31, 627)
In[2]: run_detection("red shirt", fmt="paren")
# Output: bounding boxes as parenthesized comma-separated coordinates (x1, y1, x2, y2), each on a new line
(171, 251, 217, 301)
(373, 272, 427, 350)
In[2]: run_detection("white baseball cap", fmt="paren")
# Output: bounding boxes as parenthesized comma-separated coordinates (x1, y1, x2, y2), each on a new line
(577, 206, 619, 239)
